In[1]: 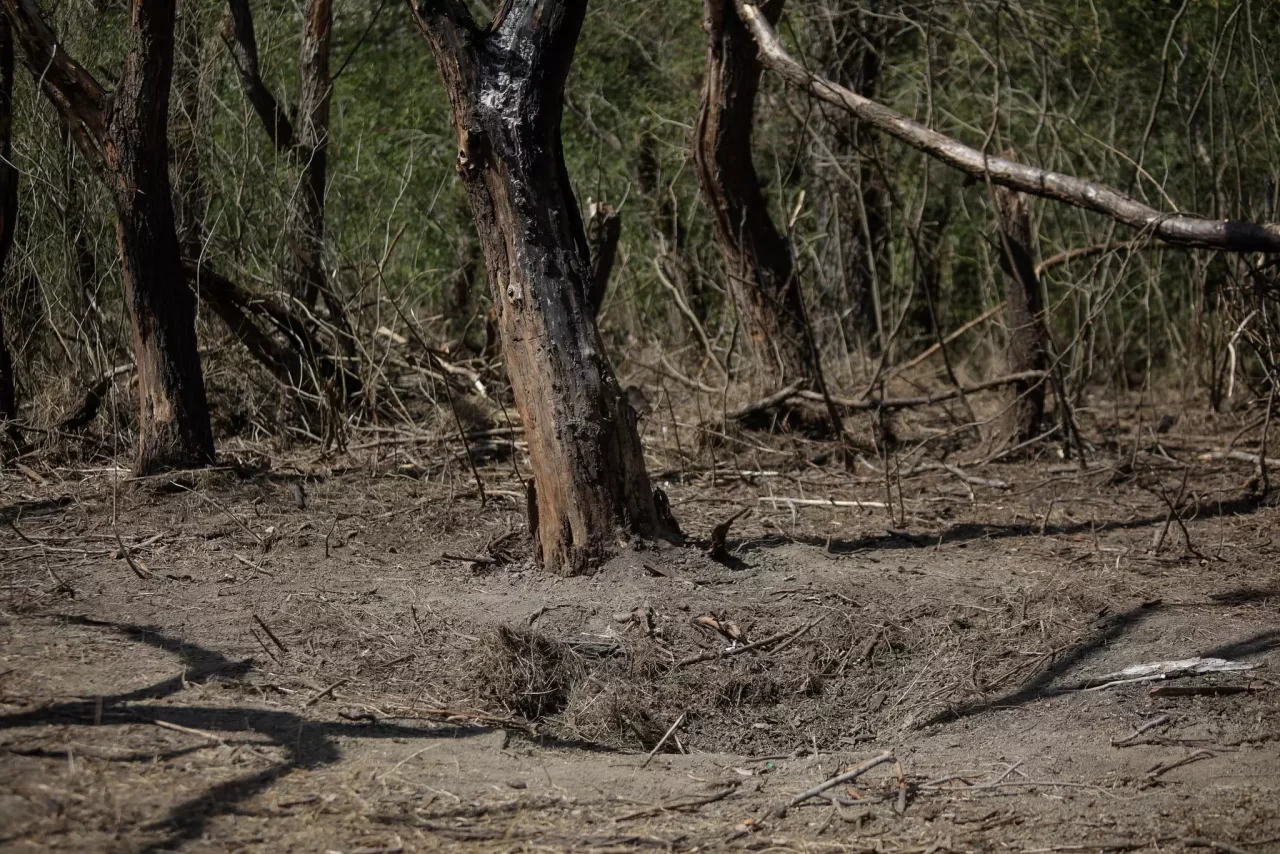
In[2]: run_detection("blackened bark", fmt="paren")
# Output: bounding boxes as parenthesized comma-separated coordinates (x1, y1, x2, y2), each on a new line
(694, 0, 811, 386)
(411, 0, 670, 575)
(0, 19, 18, 430)
(585, 200, 619, 317)
(220, 0, 295, 150)
(994, 184, 1047, 444)
(5, 0, 215, 474)
(110, 0, 215, 472)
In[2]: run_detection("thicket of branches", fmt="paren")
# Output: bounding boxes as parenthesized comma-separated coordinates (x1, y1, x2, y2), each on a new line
(3, 0, 1279, 502)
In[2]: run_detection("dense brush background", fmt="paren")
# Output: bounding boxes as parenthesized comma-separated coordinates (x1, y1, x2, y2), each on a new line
(6, 0, 1280, 449)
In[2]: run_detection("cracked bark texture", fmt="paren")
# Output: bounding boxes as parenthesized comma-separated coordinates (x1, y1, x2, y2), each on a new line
(411, 0, 670, 575)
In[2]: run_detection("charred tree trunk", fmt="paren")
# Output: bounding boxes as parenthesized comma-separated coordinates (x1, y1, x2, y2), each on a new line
(994, 185, 1047, 444)
(411, 0, 671, 575)
(585, 200, 620, 317)
(5, 0, 215, 474)
(0, 19, 18, 435)
(695, 0, 811, 387)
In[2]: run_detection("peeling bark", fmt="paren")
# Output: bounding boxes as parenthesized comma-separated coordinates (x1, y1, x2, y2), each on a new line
(695, 0, 811, 386)
(4, 0, 215, 474)
(411, 0, 671, 575)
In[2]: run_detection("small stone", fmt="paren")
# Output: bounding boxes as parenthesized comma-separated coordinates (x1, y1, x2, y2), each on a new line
(506, 780, 527, 789)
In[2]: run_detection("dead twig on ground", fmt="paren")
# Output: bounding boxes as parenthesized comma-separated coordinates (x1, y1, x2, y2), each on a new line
(777, 750, 896, 815)
(675, 618, 822, 667)
(253, 614, 289, 654)
(640, 710, 686, 768)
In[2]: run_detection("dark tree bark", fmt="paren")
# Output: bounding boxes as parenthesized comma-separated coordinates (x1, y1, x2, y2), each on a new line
(4, 0, 215, 474)
(0, 19, 19, 433)
(695, 0, 812, 387)
(223, 0, 356, 392)
(994, 184, 1047, 444)
(283, 0, 332, 310)
(410, 0, 671, 575)
(585, 200, 620, 317)
(172, 0, 207, 259)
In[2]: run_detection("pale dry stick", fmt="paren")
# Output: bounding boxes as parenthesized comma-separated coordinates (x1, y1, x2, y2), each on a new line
(376, 743, 440, 782)
(114, 528, 151, 580)
(614, 787, 737, 822)
(304, 678, 349, 707)
(759, 496, 892, 510)
(1112, 714, 1172, 746)
(640, 710, 686, 769)
(883, 303, 1006, 381)
(776, 750, 896, 815)
(674, 618, 822, 667)
(1147, 749, 1214, 781)
(172, 482, 263, 546)
(654, 260, 725, 377)
(234, 553, 275, 577)
(737, 2, 1280, 253)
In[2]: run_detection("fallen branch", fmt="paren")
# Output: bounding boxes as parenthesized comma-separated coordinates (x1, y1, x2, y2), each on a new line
(796, 371, 1048, 411)
(777, 750, 896, 815)
(675, 618, 821, 667)
(737, 0, 1280, 253)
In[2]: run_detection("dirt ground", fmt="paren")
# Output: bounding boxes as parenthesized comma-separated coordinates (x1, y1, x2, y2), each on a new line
(2, 399, 1280, 853)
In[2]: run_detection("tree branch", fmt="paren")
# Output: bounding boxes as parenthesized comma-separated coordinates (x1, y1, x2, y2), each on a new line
(221, 0, 297, 154)
(736, 0, 1280, 254)
(1, 0, 108, 148)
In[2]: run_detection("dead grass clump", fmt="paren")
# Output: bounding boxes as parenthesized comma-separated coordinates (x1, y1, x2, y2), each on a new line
(562, 679, 666, 749)
(473, 625, 579, 720)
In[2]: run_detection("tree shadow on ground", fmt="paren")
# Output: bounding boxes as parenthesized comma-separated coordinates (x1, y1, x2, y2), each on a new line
(733, 493, 1265, 556)
(0, 616, 509, 853)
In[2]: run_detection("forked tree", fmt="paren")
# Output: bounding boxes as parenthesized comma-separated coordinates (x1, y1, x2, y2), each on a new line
(409, 0, 673, 574)
(4, 0, 215, 474)
(223, 0, 359, 389)
(695, 0, 813, 387)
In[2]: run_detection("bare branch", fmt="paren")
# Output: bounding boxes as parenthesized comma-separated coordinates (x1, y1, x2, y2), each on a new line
(221, 0, 296, 154)
(736, 0, 1280, 254)
(1, 0, 108, 146)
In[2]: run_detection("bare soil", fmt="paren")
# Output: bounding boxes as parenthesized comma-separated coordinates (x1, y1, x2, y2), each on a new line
(2, 406, 1279, 853)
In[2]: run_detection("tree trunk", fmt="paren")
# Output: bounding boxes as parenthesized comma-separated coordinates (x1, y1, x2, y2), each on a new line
(585, 200, 620, 317)
(5, 0, 215, 474)
(282, 0, 331, 310)
(0, 18, 18, 432)
(223, 0, 357, 394)
(694, 0, 810, 387)
(172, 0, 206, 259)
(994, 184, 1047, 444)
(411, 0, 670, 575)
(110, 0, 215, 472)
(820, 1, 888, 353)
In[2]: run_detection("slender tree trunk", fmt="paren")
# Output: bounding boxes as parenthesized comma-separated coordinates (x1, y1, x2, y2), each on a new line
(411, 0, 670, 575)
(110, 0, 214, 472)
(0, 18, 18, 432)
(585, 200, 620, 317)
(223, 0, 357, 395)
(282, 0, 331, 310)
(172, 0, 206, 259)
(994, 184, 1047, 444)
(695, 0, 811, 387)
(5, 0, 215, 474)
